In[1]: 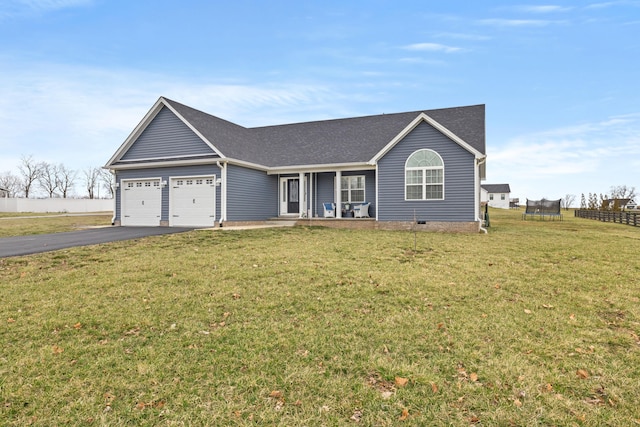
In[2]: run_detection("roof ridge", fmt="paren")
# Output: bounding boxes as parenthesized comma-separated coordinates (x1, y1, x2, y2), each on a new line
(249, 104, 485, 130)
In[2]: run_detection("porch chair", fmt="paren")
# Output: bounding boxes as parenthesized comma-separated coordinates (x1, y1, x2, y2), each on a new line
(353, 202, 370, 218)
(323, 202, 336, 218)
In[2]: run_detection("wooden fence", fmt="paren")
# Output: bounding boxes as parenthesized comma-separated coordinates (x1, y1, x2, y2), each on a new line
(575, 209, 639, 227)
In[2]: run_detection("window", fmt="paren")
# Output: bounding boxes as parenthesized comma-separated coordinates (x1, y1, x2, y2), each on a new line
(501, 194, 506, 200)
(341, 175, 365, 203)
(405, 149, 444, 200)
(489, 194, 494, 200)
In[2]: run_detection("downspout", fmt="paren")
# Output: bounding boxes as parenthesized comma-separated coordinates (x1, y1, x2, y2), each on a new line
(110, 169, 117, 226)
(216, 161, 226, 226)
(476, 157, 488, 234)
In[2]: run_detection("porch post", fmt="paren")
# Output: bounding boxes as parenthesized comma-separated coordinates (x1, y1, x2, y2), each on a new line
(308, 172, 313, 218)
(299, 172, 305, 218)
(335, 170, 342, 219)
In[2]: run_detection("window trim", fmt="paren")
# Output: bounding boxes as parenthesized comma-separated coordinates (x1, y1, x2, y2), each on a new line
(404, 149, 444, 201)
(340, 175, 366, 203)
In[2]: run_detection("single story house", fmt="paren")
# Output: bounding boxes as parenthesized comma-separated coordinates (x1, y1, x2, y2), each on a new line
(104, 97, 487, 232)
(604, 198, 636, 211)
(481, 184, 511, 209)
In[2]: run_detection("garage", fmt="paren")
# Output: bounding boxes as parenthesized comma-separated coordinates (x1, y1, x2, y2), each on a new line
(121, 179, 162, 226)
(169, 176, 216, 227)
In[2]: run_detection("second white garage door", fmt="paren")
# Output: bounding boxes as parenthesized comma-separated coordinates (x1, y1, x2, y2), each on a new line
(170, 176, 216, 227)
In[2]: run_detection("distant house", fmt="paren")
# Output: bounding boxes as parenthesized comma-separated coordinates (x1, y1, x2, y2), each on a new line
(481, 184, 511, 209)
(105, 97, 487, 231)
(604, 198, 636, 211)
(0, 187, 8, 198)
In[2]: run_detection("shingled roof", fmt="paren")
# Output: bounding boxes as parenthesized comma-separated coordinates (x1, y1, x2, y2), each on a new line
(163, 97, 485, 168)
(482, 184, 511, 193)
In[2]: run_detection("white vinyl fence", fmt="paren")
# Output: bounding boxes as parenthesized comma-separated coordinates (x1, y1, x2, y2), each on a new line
(0, 198, 114, 213)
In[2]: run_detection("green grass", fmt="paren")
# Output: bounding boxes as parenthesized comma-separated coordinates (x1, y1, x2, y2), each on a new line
(1, 209, 639, 425)
(0, 214, 112, 237)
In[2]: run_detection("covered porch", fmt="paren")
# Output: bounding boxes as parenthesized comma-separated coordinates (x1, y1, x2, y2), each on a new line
(272, 167, 376, 220)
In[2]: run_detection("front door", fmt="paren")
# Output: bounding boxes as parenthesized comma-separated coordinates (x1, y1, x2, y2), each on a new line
(280, 177, 302, 215)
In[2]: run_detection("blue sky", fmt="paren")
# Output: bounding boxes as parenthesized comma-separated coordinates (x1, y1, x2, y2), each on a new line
(1, 0, 639, 202)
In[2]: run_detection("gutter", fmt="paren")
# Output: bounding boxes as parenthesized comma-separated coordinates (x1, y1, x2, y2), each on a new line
(216, 161, 226, 226)
(476, 156, 488, 234)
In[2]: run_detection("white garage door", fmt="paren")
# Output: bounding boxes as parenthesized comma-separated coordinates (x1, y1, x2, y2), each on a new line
(121, 179, 162, 226)
(170, 176, 216, 227)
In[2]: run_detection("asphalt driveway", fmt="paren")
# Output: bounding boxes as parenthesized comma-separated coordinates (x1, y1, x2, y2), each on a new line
(0, 227, 195, 258)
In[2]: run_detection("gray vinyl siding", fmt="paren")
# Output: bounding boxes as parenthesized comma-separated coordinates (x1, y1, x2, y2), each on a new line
(121, 107, 217, 161)
(115, 165, 221, 222)
(378, 122, 476, 222)
(226, 165, 278, 221)
(315, 172, 335, 217)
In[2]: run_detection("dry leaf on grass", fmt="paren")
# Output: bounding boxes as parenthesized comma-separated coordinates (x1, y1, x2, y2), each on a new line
(399, 407, 409, 421)
(350, 409, 363, 422)
(577, 369, 589, 379)
(431, 382, 439, 393)
(395, 377, 409, 387)
(269, 390, 283, 399)
(470, 372, 478, 382)
(52, 345, 64, 354)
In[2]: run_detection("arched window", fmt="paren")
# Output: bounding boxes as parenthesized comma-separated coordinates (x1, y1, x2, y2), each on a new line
(405, 149, 444, 200)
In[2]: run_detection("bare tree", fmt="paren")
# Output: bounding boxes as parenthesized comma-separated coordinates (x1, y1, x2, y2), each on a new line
(609, 185, 636, 201)
(0, 171, 21, 197)
(99, 169, 114, 198)
(56, 164, 76, 198)
(38, 162, 59, 198)
(17, 155, 42, 198)
(561, 194, 576, 210)
(83, 166, 101, 199)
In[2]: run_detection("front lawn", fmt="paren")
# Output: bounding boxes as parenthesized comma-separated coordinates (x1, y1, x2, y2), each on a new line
(0, 213, 112, 237)
(1, 209, 639, 425)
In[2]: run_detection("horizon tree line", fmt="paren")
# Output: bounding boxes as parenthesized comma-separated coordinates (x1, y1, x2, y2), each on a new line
(578, 185, 637, 211)
(0, 155, 113, 199)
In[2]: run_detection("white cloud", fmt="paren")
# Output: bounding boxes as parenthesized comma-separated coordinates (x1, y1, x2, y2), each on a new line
(0, 59, 347, 173)
(478, 18, 566, 27)
(513, 5, 573, 13)
(434, 32, 492, 41)
(0, 0, 91, 19)
(585, 1, 631, 9)
(402, 42, 463, 53)
(487, 114, 640, 200)
(398, 57, 447, 66)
